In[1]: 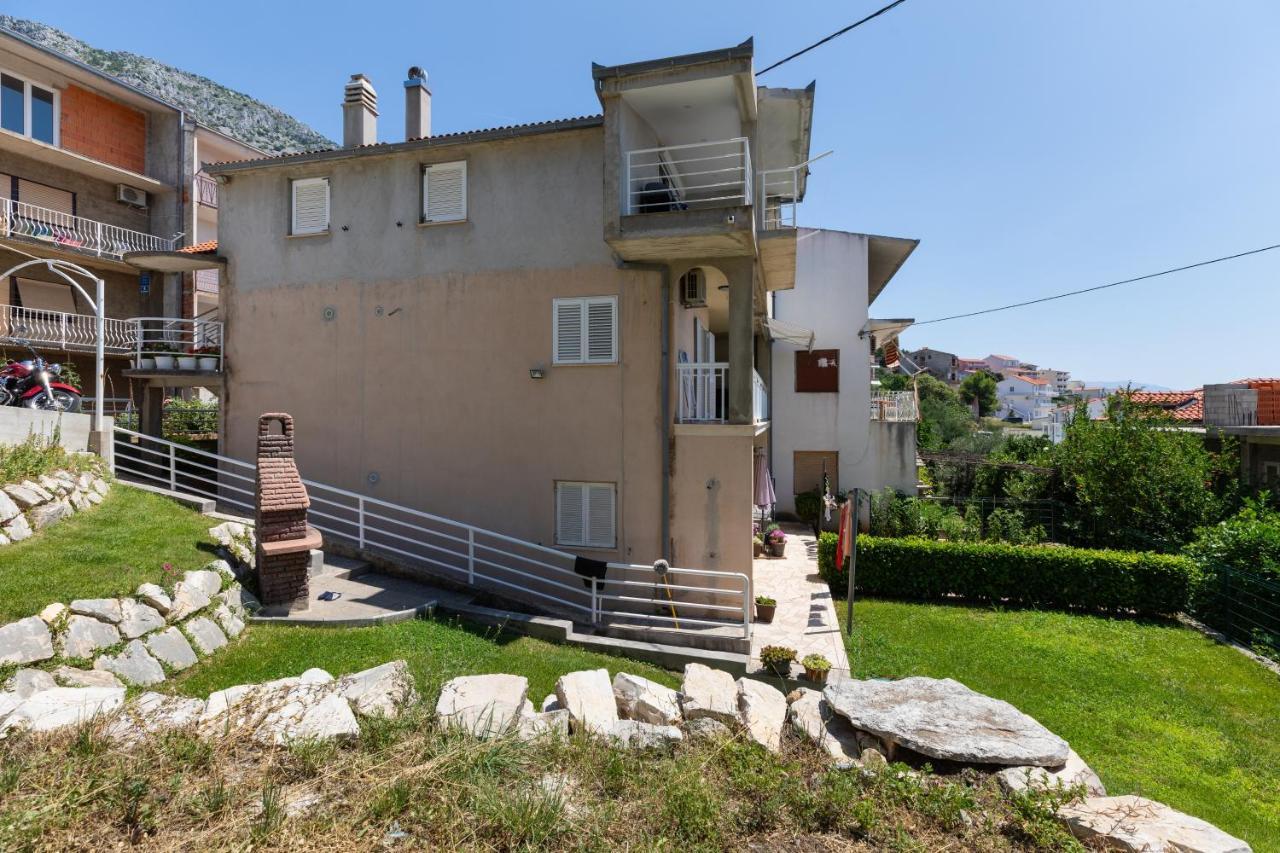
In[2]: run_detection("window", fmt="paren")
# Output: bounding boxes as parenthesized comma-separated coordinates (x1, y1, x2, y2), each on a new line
(553, 296, 617, 365)
(795, 348, 839, 393)
(290, 177, 330, 235)
(556, 481, 616, 549)
(679, 268, 706, 307)
(0, 72, 57, 144)
(422, 160, 466, 223)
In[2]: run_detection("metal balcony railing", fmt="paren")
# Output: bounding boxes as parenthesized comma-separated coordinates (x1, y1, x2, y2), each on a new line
(677, 363, 769, 425)
(194, 174, 218, 208)
(0, 198, 177, 259)
(757, 166, 800, 230)
(870, 390, 919, 422)
(0, 304, 137, 354)
(134, 317, 224, 370)
(625, 138, 752, 215)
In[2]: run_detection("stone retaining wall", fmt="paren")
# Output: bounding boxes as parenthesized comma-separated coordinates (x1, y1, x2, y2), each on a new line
(0, 465, 110, 545)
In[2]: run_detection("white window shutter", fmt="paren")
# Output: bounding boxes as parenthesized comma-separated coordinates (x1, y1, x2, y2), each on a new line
(291, 178, 329, 235)
(586, 298, 617, 363)
(553, 299, 583, 364)
(556, 484, 585, 546)
(423, 161, 467, 222)
(585, 484, 616, 548)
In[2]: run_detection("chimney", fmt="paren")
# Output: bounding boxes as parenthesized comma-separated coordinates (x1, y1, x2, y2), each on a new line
(404, 66, 431, 140)
(342, 74, 378, 147)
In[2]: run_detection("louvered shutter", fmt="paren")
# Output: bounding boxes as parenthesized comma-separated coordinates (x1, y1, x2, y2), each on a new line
(423, 161, 466, 223)
(585, 298, 617, 363)
(291, 178, 329, 235)
(585, 484, 616, 548)
(553, 299, 584, 364)
(556, 483, 585, 546)
(17, 179, 73, 215)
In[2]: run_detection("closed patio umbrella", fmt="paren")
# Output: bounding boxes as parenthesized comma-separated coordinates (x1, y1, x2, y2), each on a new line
(753, 451, 776, 510)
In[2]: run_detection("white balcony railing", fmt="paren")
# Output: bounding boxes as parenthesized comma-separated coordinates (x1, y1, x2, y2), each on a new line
(0, 304, 137, 354)
(677, 363, 769, 425)
(194, 174, 218, 208)
(757, 166, 800, 230)
(625, 138, 752, 215)
(135, 317, 224, 370)
(870, 390, 919, 422)
(0, 198, 176, 259)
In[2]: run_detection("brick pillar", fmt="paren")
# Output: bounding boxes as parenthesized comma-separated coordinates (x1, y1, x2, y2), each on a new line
(254, 413, 321, 611)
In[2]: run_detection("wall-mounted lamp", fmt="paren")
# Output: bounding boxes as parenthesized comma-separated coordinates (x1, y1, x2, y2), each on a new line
(529, 366, 546, 380)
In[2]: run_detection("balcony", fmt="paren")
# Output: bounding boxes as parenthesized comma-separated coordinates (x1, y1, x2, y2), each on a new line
(870, 390, 918, 422)
(1, 198, 177, 260)
(0, 304, 137, 354)
(194, 174, 218, 208)
(677, 363, 768, 427)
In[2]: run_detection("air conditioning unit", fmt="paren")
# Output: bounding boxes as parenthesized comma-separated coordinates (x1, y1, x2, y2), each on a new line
(116, 184, 148, 208)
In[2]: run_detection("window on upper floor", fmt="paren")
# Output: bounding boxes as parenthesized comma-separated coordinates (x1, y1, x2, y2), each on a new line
(553, 296, 617, 365)
(421, 160, 467, 224)
(1, 72, 57, 145)
(290, 177, 330, 236)
(555, 481, 616, 549)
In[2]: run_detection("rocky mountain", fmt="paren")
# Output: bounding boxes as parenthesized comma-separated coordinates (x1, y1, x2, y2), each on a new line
(0, 16, 333, 155)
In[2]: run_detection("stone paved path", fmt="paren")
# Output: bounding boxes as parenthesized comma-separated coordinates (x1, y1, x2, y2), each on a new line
(750, 522, 851, 681)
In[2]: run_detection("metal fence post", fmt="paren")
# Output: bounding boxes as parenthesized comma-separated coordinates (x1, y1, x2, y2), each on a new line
(168, 443, 176, 492)
(357, 497, 366, 551)
(467, 528, 476, 585)
(591, 577, 599, 625)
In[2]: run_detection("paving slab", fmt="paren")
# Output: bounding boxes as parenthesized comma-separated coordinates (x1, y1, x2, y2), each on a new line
(250, 571, 462, 626)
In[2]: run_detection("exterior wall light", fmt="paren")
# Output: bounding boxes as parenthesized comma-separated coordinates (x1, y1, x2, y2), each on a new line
(529, 367, 546, 380)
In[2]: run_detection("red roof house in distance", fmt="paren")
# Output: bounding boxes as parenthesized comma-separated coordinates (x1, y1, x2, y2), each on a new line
(1126, 389, 1204, 423)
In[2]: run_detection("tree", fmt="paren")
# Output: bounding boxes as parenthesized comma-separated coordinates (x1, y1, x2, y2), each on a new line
(915, 374, 976, 450)
(959, 371, 999, 417)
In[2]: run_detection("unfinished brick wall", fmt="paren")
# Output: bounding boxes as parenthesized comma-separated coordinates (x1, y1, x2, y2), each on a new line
(59, 85, 147, 175)
(254, 413, 321, 610)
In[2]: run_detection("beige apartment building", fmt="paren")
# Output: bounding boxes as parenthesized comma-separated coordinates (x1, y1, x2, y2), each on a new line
(208, 41, 862, 604)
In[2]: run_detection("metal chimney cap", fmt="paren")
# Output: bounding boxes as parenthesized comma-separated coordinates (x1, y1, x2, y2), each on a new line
(405, 66, 429, 88)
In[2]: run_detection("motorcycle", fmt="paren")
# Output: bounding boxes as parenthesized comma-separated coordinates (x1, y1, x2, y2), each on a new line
(0, 339, 83, 413)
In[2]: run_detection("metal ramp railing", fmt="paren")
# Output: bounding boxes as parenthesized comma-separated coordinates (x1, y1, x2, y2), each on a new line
(111, 427, 751, 640)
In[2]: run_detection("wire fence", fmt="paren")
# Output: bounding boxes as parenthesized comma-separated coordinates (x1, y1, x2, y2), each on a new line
(1195, 565, 1280, 663)
(921, 495, 1069, 543)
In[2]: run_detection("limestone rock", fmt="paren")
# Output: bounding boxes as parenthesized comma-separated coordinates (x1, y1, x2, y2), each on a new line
(92, 478, 110, 496)
(21, 480, 52, 502)
(515, 699, 570, 740)
(824, 677, 1069, 767)
(136, 583, 173, 615)
(541, 693, 562, 713)
(4, 483, 43, 509)
(168, 581, 211, 621)
(861, 747, 888, 769)
(0, 686, 125, 735)
(95, 640, 166, 686)
(3, 514, 31, 542)
(788, 687, 863, 762)
(145, 627, 198, 671)
(211, 604, 245, 639)
(685, 717, 734, 740)
(1058, 795, 1251, 853)
(205, 559, 237, 580)
(29, 499, 73, 530)
(262, 692, 361, 745)
(119, 599, 165, 639)
(209, 521, 255, 565)
(183, 569, 223, 598)
(336, 660, 416, 717)
(607, 719, 684, 749)
(69, 598, 123, 623)
(7, 668, 56, 698)
(53, 666, 122, 689)
(555, 668, 619, 735)
(38, 602, 67, 624)
(737, 677, 787, 753)
(85, 490, 103, 505)
(0, 490, 20, 522)
(680, 663, 739, 726)
(39, 474, 67, 495)
(613, 671, 682, 726)
(69, 490, 89, 511)
(0, 532, 9, 546)
(75, 472, 93, 491)
(436, 673, 528, 737)
(0, 616, 54, 664)
(59, 615, 120, 659)
(105, 692, 204, 742)
(218, 585, 259, 615)
(998, 749, 1106, 797)
(185, 616, 227, 655)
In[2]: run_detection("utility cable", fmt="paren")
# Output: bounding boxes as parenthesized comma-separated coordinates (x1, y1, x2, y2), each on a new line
(756, 0, 909, 76)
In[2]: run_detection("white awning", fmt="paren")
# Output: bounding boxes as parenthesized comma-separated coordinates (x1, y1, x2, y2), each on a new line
(763, 316, 814, 350)
(861, 317, 915, 347)
(17, 278, 79, 314)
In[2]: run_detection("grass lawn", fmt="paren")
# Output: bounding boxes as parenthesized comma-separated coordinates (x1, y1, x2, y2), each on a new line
(0, 485, 218, 623)
(843, 598, 1280, 851)
(171, 617, 681, 704)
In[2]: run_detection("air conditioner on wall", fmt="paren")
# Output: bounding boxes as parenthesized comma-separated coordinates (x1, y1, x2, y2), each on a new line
(116, 184, 148, 208)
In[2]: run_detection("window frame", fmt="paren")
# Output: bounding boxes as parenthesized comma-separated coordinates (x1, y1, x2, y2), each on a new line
(552, 295, 618, 365)
(794, 348, 840, 393)
(555, 480, 617, 550)
(0, 67, 59, 146)
(420, 159, 468, 224)
(289, 176, 330, 236)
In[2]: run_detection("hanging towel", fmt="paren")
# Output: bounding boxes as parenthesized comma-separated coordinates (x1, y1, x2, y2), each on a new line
(573, 556, 609, 589)
(835, 500, 848, 570)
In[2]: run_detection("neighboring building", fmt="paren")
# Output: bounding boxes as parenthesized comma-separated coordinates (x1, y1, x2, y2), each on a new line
(955, 357, 987, 380)
(1126, 389, 1204, 424)
(995, 372, 1054, 422)
(903, 346, 956, 383)
(1204, 380, 1280, 491)
(983, 354, 1022, 374)
(1024, 367, 1070, 396)
(771, 230, 918, 516)
(1033, 397, 1104, 443)
(209, 41, 832, 602)
(0, 24, 260, 427)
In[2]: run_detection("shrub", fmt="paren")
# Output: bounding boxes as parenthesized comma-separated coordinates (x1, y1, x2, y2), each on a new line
(819, 535, 1199, 616)
(758, 645, 795, 674)
(1184, 496, 1280, 582)
(817, 531, 838, 583)
(794, 490, 822, 531)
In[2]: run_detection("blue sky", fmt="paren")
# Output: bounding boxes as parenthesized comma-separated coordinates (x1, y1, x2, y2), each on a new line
(18, 1, 1279, 388)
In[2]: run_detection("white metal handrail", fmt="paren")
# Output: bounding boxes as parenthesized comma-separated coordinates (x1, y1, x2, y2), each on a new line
(134, 317, 224, 368)
(111, 426, 751, 638)
(194, 174, 218, 208)
(677, 362, 727, 423)
(0, 304, 137, 353)
(625, 138, 752, 215)
(753, 369, 769, 423)
(870, 390, 919, 422)
(0, 198, 176, 259)
(757, 166, 799, 230)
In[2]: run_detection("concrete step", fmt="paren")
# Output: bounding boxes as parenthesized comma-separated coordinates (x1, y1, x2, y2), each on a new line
(309, 551, 373, 580)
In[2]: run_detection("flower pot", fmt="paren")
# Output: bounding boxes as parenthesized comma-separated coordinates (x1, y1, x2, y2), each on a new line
(768, 541, 786, 558)
(135, 357, 156, 370)
(153, 355, 176, 370)
(755, 603, 776, 623)
(177, 356, 198, 370)
(765, 660, 792, 678)
(752, 540, 763, 558)
(197, 356, 219, 371)
(804, 667, 829, 686)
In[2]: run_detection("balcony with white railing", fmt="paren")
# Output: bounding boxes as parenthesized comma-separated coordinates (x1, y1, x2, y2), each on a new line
(0, 198, 177, 260)
(0, 304, 137, 354)
(133, 317, 224, 374)
(625, 138, 752, 215)
(757, 166, 800, 231)
(677, 363, 769, 426)
(870, 390, 919, 422)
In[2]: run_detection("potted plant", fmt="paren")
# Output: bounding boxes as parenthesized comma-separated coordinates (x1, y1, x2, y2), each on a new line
(134, 355, 156, 370)
(801, 653, 832, 685)
(752, 534, 764, 558)
(150, 343, 178, 370)
(766, 527, 787, 557)
(759, 645, 796, 678)
(177, 349, 198, 370)
(755, 594, 776, 623)
(193, 345, 220, 371)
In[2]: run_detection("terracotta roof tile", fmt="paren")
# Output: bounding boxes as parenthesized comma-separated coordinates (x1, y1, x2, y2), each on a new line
(1128, 389, 1203, 421)
(178, 240, 218, 254)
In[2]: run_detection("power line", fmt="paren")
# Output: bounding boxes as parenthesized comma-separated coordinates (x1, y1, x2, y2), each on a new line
(911, 242, 1280, 327)
(756, 0, 909, 76)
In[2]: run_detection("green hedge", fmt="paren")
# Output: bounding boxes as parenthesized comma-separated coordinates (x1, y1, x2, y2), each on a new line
(818, 533, 1200, 616)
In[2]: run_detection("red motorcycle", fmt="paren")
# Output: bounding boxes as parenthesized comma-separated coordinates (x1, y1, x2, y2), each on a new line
(0, 339, 82, 412)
